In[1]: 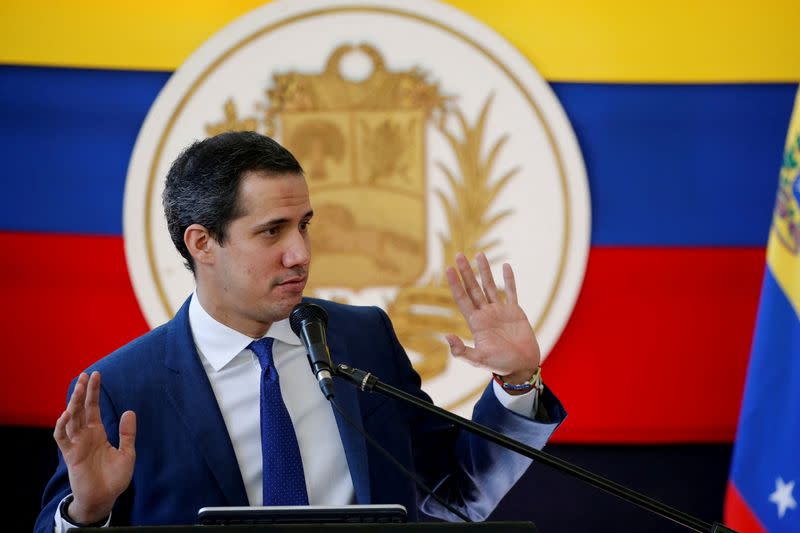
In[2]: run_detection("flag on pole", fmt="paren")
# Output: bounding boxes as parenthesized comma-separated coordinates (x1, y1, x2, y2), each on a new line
(725, 86, 800, 532)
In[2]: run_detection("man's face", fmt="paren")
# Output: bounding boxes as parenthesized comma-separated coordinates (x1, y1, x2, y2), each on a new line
(201, 171, 313, 336)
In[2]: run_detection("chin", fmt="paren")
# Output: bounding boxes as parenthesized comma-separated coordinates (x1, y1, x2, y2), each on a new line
(272, 298, 303, 321)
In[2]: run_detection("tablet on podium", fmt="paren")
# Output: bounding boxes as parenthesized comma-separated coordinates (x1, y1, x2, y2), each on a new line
(197, 504, 408, 525)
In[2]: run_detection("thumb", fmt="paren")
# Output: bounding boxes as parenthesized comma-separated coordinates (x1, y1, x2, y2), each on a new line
(445, 334, 469, 358)
(118, 410, 137, 456)
(446, 334, 485, 368)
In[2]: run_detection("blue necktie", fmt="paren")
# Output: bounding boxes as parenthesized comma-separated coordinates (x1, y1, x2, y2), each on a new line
(249, 337, 310, 505)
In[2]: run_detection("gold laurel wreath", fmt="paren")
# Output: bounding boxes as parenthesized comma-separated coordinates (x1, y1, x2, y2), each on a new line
(387, 95, 518, 380)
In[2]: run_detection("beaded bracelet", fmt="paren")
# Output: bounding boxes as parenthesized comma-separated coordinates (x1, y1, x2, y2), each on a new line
(493, 366, 543, 393)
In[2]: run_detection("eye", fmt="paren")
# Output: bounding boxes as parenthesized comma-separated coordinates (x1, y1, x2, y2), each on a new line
(299, 220, 312, 232)
(264, 226, 280, 236)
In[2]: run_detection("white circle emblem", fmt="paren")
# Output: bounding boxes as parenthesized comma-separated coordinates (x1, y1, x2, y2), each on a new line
(124, 0, 591, 416)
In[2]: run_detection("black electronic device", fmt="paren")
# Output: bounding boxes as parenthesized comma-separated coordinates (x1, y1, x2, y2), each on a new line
(197, 504, 407, 525)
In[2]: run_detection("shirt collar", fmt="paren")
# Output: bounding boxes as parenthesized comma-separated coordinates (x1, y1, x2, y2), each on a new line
(188, 293, 302, 372)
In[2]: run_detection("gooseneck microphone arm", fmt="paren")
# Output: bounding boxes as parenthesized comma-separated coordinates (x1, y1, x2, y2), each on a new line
(335, 363, 737, 533)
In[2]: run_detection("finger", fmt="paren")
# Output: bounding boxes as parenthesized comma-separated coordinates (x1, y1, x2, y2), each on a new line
(118, 411, 137, 456)
(446, 266, 475, 318)
(445, 335, 486, 368)
(53, 411, 72, 450)
(456, 253, 486, 307)
(85, 371, 102, 426)
(64, 408, 79, 441)
(66, 374, 89, 429)
(476, 253, 500, 303)
(445, 334, 467, 357)
(503, 263, 518, 305)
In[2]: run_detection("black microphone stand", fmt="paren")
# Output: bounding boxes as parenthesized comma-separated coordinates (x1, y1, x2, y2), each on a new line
(335, 363, 736, 533)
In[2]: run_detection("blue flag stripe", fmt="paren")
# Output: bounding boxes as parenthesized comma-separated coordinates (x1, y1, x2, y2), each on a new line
(729, 267, 800, 530)
(0, 65, 795, 242)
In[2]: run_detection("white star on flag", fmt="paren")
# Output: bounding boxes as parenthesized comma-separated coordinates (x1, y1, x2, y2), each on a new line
(769, 477, 797, 518)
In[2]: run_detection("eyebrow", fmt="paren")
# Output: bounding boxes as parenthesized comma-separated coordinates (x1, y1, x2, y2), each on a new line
(252, 210, 314, 232)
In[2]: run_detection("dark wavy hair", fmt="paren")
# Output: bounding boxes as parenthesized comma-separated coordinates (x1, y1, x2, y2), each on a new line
(162, 131, 303, 273)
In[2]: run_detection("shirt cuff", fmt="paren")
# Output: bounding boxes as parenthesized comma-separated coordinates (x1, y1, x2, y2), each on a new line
(492, 378, 539, 417)
(54, 494, 112, 532)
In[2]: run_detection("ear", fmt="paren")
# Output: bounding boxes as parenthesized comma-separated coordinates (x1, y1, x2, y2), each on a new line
(184, 224, 216, 266)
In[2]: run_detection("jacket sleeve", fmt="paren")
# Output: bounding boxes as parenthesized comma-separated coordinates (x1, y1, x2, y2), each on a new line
(373, 306, 567, 522)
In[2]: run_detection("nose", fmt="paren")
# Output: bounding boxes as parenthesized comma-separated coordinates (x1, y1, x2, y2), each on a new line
(282, 229, 311, 269)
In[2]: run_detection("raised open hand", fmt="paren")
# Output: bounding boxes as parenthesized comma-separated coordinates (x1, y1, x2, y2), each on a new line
(53, 371, 136, 524)
(445, 253, 541, 384)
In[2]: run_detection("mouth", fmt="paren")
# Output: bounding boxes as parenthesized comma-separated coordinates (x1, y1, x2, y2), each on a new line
(276, 276, 307, 290)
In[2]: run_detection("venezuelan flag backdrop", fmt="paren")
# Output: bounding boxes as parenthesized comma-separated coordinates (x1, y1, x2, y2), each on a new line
(1, 0, 799, 442)
(1, 1, 798, 441)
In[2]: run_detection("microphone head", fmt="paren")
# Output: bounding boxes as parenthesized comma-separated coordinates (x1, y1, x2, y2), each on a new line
(289, 302, 329, 337)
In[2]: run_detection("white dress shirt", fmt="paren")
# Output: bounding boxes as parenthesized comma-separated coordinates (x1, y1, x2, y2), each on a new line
(187, 293, 355, 506)
(55, 293, 537, 530)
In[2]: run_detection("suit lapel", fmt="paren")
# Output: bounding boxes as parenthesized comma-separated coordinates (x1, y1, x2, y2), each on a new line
(326, 327, 371, 504)
(162, 298, 249, 505)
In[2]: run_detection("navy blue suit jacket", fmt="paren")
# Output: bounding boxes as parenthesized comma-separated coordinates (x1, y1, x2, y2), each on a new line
(36, 298, 565, 530)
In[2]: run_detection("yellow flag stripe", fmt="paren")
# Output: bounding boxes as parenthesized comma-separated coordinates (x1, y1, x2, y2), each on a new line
(767, 86, 800, 318)
(1, 0, 798, 82)
(768, 229, 800, 319)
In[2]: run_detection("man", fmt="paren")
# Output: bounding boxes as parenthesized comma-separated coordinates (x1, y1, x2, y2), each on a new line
(36, 132, 565, 531)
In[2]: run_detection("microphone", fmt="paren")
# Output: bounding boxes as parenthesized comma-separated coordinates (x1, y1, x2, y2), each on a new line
(289, 303, 335, 400)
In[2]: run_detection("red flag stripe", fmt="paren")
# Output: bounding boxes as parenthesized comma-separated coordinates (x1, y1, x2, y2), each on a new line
(547, 246, 763, 443)
(1, 232, 149, 426)
(724, 481, 767, 533)
(1, 232, 764, 442)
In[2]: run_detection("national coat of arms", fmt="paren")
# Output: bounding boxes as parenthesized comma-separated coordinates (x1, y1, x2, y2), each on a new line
(775, 130, 800, 255)
(205, 44, 518, 383)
